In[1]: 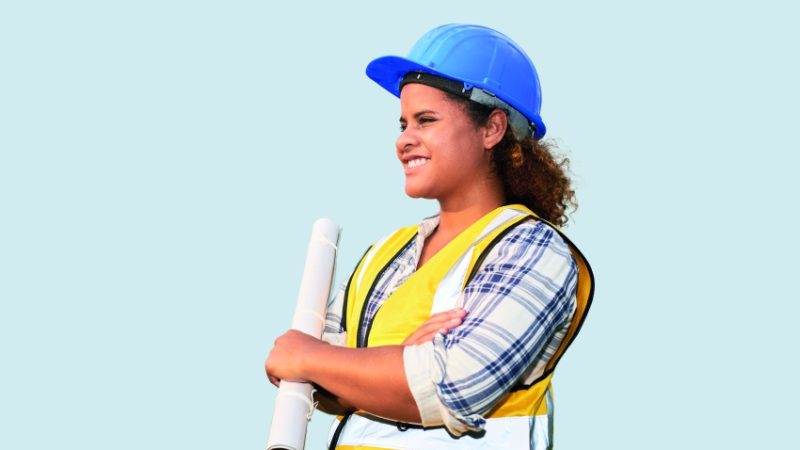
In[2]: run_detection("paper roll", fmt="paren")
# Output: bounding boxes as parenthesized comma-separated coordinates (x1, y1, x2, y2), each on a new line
(267, 218, 340, 450)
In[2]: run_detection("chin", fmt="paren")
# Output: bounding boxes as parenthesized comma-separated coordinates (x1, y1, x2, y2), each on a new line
(404, 184, 435, 200)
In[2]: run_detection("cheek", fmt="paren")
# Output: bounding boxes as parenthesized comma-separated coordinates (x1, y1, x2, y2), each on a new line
(449, 132, 486, 168)
(432, 128, 478, 158)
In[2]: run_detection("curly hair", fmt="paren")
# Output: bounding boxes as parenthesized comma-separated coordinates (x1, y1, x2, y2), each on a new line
(445, 93, 577, 227)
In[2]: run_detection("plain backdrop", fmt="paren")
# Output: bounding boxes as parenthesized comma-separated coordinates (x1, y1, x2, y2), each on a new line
(1, 1, 798, 449)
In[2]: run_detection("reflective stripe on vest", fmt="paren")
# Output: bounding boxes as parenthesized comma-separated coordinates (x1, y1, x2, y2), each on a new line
(328, 389, 555, 450)
(333, 204, 594, 450)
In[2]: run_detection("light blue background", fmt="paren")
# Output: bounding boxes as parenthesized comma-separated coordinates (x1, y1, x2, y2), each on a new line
(1, 1, 798, 449)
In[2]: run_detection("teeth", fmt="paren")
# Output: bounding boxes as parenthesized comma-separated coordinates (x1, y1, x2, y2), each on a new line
(407, 158, 429, 168)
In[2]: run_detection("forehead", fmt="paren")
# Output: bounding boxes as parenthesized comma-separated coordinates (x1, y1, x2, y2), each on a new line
(398, 83, 460, 113)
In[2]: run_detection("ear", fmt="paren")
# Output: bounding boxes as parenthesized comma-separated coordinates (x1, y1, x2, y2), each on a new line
(482, 109, 508, 150)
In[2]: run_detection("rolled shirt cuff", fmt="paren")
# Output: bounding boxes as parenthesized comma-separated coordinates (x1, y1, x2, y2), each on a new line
(321, 331, 346, 346)
(403, 341, 485, 435)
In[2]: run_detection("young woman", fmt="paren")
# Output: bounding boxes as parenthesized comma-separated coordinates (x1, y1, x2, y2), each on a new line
(265, 24, 594, 450)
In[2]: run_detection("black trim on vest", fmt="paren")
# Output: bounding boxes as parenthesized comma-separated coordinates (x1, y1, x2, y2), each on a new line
(512, 229, 596, 390)
(327, 412, 352, 450)
(341, 246, 373, 333)
(510, 367, 555, 392)
(464, 216, 533, 286)
(358, 233, 418, 348)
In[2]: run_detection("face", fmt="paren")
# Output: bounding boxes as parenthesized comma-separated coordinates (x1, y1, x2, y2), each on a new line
(396, 83, 492, 202)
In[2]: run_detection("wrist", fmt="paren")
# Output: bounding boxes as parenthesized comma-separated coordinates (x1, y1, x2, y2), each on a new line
(300, 337, 328, 382)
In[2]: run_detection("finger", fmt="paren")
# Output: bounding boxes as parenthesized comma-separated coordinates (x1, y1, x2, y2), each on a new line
(430, 308, 466, 321)
(415, 327, 450, 344)
(420, 313, 464, 334)
(423, 316, 464, 334)
(404, 321, 461, 345)
(403, 326, 435, 345)
(403, 315, 464, 345)
(428, 310, 455, 320)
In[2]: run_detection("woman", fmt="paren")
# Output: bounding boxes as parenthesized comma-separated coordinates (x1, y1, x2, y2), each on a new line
(265, 24, 594, 450)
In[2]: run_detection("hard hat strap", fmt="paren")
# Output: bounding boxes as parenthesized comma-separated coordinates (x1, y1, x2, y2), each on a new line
(468, 88, 534, 142)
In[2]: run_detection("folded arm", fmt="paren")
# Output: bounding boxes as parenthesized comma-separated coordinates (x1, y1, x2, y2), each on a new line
(404, 221, 578, 433)
(268, 286, 467, 420)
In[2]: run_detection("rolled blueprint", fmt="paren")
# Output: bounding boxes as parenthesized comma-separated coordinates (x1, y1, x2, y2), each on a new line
(267, 218, 340, 450)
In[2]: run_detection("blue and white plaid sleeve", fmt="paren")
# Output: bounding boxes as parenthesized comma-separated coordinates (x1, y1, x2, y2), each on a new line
(403, 220, 578, 434)
(321, 279, 348, 345)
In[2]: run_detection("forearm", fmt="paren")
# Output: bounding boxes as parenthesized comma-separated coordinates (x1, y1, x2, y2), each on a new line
(267, 307, 466, 423)
(304, 343, 421, 423)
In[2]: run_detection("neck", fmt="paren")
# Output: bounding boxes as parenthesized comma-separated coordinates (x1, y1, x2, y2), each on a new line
(436, 192, 505, 239)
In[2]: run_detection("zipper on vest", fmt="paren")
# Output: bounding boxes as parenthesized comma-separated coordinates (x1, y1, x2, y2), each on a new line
(357, 234, 417, 348)
(342, 246, 373, 333)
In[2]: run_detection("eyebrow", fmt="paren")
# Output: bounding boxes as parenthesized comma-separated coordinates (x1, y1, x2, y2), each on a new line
(399, 109, 438, 122)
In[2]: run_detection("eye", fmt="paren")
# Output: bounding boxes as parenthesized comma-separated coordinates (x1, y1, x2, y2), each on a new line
(399, 123, 407, 132)
(419, 116, 436, 125)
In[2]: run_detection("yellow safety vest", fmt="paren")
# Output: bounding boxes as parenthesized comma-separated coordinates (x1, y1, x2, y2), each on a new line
(329, 205, 594, 450)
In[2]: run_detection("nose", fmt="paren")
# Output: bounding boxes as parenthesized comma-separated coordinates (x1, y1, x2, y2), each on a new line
(396, 127, 417, 159)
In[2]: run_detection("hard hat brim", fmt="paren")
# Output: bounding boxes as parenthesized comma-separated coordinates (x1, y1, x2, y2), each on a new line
(366, 55, 455, 98)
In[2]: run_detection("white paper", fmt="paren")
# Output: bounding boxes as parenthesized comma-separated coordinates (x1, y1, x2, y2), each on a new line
(267, 218, 340, 450)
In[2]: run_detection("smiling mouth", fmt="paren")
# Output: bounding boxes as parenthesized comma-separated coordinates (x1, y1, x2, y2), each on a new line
(406, 158, 430, 168)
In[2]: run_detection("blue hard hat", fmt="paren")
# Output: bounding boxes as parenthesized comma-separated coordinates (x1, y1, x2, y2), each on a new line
(366, 24, 546, 140)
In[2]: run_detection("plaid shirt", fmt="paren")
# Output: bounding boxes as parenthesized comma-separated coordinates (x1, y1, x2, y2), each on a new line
(323, 214, 578, 435)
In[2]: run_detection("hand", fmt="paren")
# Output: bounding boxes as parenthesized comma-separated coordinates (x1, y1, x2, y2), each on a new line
(264, 329, 325, 386)
(401, 308, 467, 346)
